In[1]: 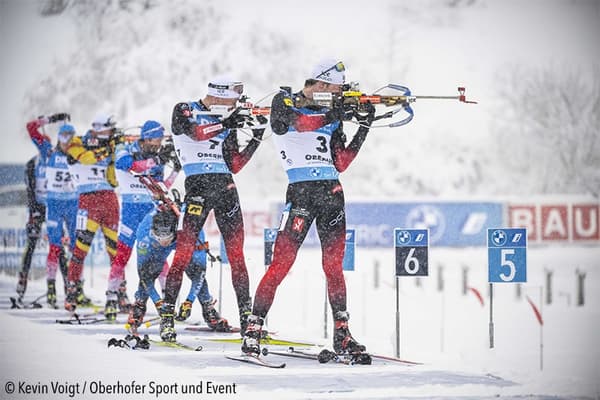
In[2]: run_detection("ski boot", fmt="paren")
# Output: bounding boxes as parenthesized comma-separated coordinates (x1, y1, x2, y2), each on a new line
(154, 299, 164, 314)
(75, 280, 92, 307)
(201, 299, 230, 331)
(46, 279, 57, 309)
(16, 271, 28, 303)
(241, 315, 263, 355)
(104, 291, 119, 321)
(64, 281, 78, 312)
(239, 298, 252, 336)
(175, 300, 193, 322)
(159, 303, 177, 342)
(127, 300, 147, 334)
(333, 311, 367, 354)
(117, 280, 131, 313)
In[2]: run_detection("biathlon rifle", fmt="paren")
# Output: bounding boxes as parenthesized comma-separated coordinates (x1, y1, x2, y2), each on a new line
(136, 175, 181, 217)
(136, 175, 219, 261)
(194, 85, 477, 128)
(305, 84, 478, 127)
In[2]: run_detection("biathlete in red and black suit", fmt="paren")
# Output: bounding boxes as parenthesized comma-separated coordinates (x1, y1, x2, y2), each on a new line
(242, 59, 376, 356)
(159, 77, 266, 342)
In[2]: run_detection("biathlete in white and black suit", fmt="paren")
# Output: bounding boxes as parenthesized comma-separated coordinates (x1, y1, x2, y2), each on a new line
(159, 77, 266, 342)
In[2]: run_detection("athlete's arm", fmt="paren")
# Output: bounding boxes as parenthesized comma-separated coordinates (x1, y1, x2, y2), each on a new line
(331, 124, 370, 172)
(172, 102, 224, 141)
(26, 119, 53, 160)
(270, 91, 330, 134)
(222, 129, 261, 174)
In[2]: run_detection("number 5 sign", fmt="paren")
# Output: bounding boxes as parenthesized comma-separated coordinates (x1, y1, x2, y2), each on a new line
(394, 229, 429, 276)
(487, 228, 527, 283)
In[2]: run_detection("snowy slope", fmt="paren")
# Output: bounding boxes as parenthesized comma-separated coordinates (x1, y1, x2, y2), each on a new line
(1, 245, 599, 399)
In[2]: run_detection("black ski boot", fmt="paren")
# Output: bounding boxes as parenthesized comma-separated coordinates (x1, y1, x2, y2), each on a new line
(241, 315, 263, 355)
(104, 291, 119, 321)
(117, 280, 131, 313)
(239, 298, 252, 336)
(46, 279, 57, 309)
(75, 280, 92, 307)
(64, 281, 77, 312)
(201, 299, 230, 331)
(159, 303, 177, 342)
(127, 300, 146, 334)
(175, 300, 193, 322)
(333, 311, 366, 354)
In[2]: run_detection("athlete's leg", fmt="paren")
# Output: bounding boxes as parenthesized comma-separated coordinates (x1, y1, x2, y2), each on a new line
(16, 205, 44, 299)
(108, 202, 154, 292)
(315, 184, 347, 315)
(213, 187, 251, 313)
(163, 195, 209, 305)
(252, 199, 314, 318)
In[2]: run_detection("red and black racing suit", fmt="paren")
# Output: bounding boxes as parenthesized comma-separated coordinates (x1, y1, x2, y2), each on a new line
(166, 101, 263, 321)
(251, 90, 371, 318)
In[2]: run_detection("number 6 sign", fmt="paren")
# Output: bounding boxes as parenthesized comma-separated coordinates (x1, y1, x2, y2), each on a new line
(487, 228, 527, 283)
(395, 228, 429, 276)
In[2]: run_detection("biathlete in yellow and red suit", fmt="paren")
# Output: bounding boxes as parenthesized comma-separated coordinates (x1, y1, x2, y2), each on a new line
(63, 113, 121, 311)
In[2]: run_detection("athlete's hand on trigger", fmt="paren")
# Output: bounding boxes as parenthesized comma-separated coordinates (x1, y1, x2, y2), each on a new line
(222, 108, 248, 129)
(354, 101, 375, 126)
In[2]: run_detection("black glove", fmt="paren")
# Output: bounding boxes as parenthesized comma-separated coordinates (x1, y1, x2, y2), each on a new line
(256, 115, 268, 125)
(157, 149, 176, 166)
(48, 113, 71, 123)
(93, 146, 111, 160)
(222, 108, 248, 129)
(354, 101, 375, 126)
(324, 96, 345, 123)
(251, 115, 268, 139)
(157, 142, 182, 171)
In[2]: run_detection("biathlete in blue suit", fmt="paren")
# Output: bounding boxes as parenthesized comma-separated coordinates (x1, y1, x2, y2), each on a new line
(127, 208, 230, 333)
(106, 120, 180, 319)
(22, 114, 77, 307)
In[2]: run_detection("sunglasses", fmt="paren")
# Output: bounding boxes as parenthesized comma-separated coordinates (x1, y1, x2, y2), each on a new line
(208, 82, 244, 95)
(92, 117, 116, 131)
(314, 61, 345, 80)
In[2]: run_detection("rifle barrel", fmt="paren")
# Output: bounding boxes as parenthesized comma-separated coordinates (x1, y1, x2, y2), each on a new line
(414, 95, 460, 100)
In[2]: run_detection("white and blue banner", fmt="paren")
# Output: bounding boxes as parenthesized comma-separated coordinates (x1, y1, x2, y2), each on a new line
(342, 229, 355, 271)
(270, 201, 503, 248)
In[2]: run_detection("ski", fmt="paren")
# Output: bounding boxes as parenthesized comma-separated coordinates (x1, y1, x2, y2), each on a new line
(9, 295, 44, 309)
(185, 325, 277, 335)
(263, 346, 421, 366)
(225, 353, 286, 369)
(261, 347, 319, 361)
(184, 326, 241, 334)
(369, 353, 422, 365)
(55, 316, 109, 325)
(261, 347, 363, 364)
(72, 308, 105, 319)
(147, 338, 203, 352)
(210, 336, 313, 347)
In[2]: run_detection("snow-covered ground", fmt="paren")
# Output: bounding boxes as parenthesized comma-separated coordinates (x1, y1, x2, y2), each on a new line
(1, 1, 599, 399)
(1, 245, 598, 399)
